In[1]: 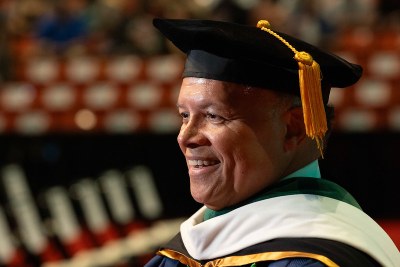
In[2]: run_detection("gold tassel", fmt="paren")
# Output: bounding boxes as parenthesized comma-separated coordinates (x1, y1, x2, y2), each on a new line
(295, 52, 327, 156)
(257, 20, 327, 157)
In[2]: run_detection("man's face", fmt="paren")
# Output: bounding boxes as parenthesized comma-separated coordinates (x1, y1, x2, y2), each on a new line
(177, 77, 291, 210)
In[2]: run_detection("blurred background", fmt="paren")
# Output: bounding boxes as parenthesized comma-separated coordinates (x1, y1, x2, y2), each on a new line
(0, 0, 399, 266)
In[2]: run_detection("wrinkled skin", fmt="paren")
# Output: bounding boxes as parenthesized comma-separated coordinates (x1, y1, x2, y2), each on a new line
(177, 77, 309, 210)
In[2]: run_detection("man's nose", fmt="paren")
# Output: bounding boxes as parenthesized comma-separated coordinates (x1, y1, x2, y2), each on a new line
(177, 121, 208, 148)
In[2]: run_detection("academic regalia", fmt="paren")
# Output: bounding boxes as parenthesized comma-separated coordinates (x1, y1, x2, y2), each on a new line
(145, 176, 399, 266)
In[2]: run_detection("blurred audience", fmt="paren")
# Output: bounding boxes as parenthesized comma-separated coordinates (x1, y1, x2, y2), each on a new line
(34, 0, 89, 56)
(0, 0, 398, 81)
(377, 0, 400, 30)
(248, 0, 378, 47)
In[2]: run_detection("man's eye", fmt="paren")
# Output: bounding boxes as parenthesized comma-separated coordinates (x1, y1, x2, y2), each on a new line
(206, 112, 224, 122)
(207, 113, 218, 119)
(180, 112, 189, 119)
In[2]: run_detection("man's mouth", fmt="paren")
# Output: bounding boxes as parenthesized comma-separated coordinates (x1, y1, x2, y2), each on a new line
(188, 160, 219, 168)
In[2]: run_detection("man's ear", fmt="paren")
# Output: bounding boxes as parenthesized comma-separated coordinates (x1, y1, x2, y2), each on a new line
(283, 107, 307, 152)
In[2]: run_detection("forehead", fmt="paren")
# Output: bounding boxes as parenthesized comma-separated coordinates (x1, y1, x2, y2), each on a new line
(177, 77, 280, 110)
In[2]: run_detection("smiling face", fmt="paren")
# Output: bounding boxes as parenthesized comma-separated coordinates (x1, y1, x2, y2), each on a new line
(177, 77, 297, 210)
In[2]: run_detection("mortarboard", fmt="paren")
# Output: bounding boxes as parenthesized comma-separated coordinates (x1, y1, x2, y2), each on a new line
(153, 18, 363, 155)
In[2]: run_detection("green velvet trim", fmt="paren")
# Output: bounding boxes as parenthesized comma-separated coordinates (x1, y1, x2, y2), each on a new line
(204, 177, 361, 221)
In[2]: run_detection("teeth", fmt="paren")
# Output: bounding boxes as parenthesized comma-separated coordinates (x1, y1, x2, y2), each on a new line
(188, 160, 217, 167)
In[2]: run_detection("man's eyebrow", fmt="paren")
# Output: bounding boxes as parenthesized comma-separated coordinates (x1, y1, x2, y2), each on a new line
(176, 101, 216, 109)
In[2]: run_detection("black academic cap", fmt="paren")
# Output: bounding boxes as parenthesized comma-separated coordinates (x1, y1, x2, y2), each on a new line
(153, 18, 363, 155)
(152, 18, 363, 103)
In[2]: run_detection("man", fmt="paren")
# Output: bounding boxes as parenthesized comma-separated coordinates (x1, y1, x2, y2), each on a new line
(146, 18, 400, 266)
